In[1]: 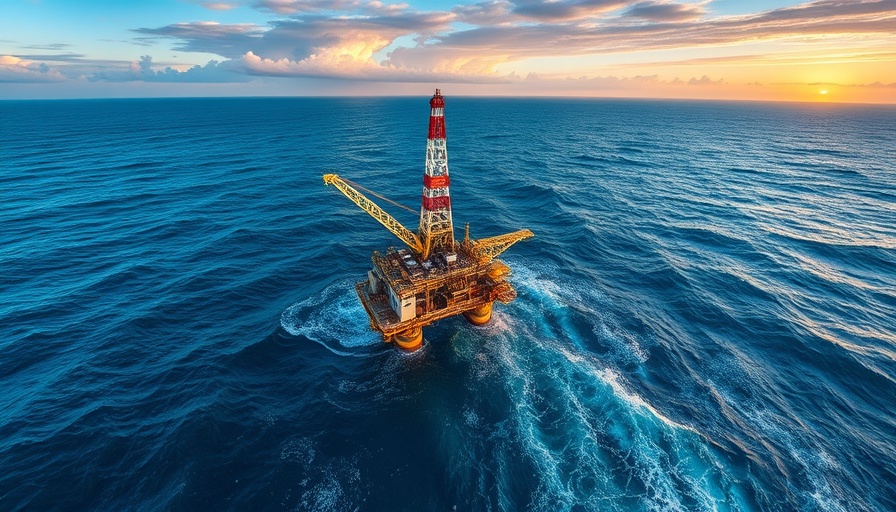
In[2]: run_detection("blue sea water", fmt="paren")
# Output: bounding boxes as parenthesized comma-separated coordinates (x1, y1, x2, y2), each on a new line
(1, 96, 895, 511)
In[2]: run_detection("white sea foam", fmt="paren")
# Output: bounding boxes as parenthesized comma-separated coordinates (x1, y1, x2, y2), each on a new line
(299, 473, 346, 511)
(510, 259, 649, 364)
(473, 261, 746, 510)
(705, 354, 859, 512)
(279, 440, 362, 512)
(280, 279, 380, 350)
(588, 362, 699, 436)
(280, 437, 315, 465)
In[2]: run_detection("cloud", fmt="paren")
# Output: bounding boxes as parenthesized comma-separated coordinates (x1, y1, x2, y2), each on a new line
(86, 55, 250, 82)
(133, 22, 266, 59)
(115, 0, 896, 86)
(749, 0, 896, 24)
(139, 55, 250, 82)
(377, 0, 896, 78)
(5, 0, 893, 97)
(511, 0, 630, 22)
(253, 0, 356, 14)
(134, 11, 454, 63)
(626, 49, 896, 69)
(523, 71, 663, 87)
(805, 80, 896, 88)
(0, 55, 66, 82)
(241, 50, 508, 82)
(9, 53, 87, 62)
(253, 0, 410, 15)
(261, 11, 454, 58)
(20, 43, 73, 51)
(133, 9, 457, 82)
(687, 74, 723, 85)
(624, 1, 704, 22)
(385, 44, 510, 75)
(203, 2, 239, 10)
(453, 1, 514, 25)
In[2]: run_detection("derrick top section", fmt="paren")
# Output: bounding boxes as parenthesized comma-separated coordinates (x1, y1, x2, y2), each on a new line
(430, 89, 445, 109)
(428, 89, 446, 140)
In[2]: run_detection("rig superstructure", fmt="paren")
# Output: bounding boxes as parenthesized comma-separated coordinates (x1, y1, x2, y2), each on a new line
(323, 89, 533, 350)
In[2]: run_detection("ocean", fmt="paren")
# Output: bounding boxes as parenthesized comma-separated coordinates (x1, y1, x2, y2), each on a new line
(1, 96, 894, 511)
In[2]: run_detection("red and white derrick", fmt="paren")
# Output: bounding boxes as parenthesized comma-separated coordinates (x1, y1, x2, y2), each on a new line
(418, 88, 456, 260)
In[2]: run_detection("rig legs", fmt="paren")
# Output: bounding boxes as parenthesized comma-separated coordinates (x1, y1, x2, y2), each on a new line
(393, 326, 423, 351)
(464, 302, 493, 326)
(380, 302, 494, 351)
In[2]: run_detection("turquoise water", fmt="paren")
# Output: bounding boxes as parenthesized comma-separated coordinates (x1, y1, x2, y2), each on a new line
(1, 97, 895, 511)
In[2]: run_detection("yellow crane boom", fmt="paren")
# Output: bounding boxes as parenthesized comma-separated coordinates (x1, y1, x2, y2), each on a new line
(323, 174, 424, 255)
(464, 229, 534, 264)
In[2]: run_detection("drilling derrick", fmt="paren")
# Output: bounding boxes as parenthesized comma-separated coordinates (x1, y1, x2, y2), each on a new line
(419, 89, 454, 261)
(323, 89, 533, 351)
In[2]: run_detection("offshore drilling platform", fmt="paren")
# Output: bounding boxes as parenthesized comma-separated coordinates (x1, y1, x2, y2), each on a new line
(323, 89, 533, 350)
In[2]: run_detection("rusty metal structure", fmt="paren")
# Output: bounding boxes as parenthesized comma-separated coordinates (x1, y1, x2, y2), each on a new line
(323, 89, 533, 350)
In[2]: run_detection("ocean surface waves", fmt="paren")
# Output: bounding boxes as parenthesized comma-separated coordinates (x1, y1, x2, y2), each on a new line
(1, 97, 894, 511)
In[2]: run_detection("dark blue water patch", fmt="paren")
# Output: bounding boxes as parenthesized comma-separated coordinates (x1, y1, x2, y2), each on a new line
(2, 97, 895, 511)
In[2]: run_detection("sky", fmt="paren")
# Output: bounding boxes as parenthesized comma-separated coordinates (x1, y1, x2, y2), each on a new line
(1, 0, 895, 103)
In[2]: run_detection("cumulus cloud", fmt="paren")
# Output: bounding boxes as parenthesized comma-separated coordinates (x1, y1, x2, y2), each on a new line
(84, 55, 248, 82)
(385, 45, 510, 75)
(241, 48, 383, 77)
(135, 55, 250, 82)
(0, 55, 66, 82)
(68, 55, 252, 83)
(241, 50, 508, 82)
(687, 74, 723, 85)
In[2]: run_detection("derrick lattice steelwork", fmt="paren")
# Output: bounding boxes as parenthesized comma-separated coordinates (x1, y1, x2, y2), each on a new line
(418, 89, 455, 261)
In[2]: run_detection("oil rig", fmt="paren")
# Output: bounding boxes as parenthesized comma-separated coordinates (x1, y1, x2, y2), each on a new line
(323, 89, 533, 350)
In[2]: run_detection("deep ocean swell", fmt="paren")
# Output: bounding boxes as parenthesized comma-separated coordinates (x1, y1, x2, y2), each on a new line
(1, 97, 895, 511)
